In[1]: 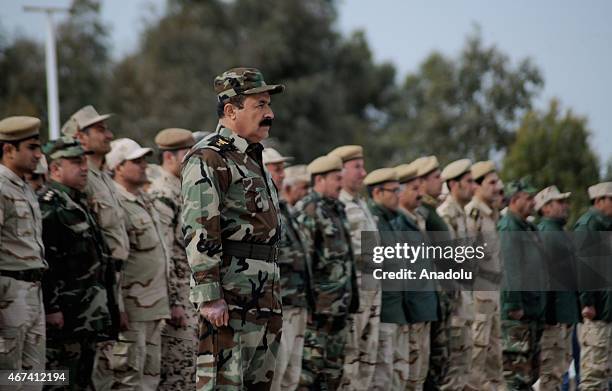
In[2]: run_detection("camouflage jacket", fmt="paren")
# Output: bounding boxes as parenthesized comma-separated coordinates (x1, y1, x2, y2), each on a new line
(465, 196, 502, 288)
(0, 164, 45, 270)
(181, 124, 281, 306)
(295, 191, 358, 317)
(115, 182, 171, 321)
(39, 180, 116, 338)
(148, 167, 190, 310)
(278, 199, 313, 309)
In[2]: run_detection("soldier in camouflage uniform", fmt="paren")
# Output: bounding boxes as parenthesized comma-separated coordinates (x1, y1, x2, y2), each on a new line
(327, 145, 380, 391)
(263, 148, 313, 391)
(107, 138, 173, 390)
(150, 129, 198, 391)
(296, 155, 358, 390)
(181, 68, 284, 390)
(0, 117, 46, 385)
(464, 161, 504, 390)
(38, 137, 116, 389)
(498, 179, 545, 390)
(574, 182, 612, 390)
(435, 159, 475, 390)
(62, 106, 129, 390)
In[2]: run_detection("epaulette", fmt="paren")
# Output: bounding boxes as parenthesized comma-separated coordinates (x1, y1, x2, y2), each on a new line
(205, 135, 237, 154)
(40, 188, 60, 203)
(469, 208, 480, 220)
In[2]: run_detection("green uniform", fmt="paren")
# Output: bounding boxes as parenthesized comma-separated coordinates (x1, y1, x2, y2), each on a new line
(181, 125, 282, 390)
(295, 190, 358, 390)
(39, 180, 117, 389)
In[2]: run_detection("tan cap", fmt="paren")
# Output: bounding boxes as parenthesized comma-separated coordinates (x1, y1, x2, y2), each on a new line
(328, 145, 363, 163)
(263, 148, 293, 165)
(364, 168, 399, 186)
(413, 156, 439, 177)
(441, 159, 472, 181)
(471, 160, 496, 181)
(155, 128, 195, 150)
(62, 105, 112, 136)
(33, 155, 48, 175)
(395, 163, 419, 183)
(307, 155, 343, 176)
(534, 185, 571, 212)
(284, 164, 309, 184)
(106, 138, 153, 170)
(588, 182, 612, 200)
(0, 116, 40, 141)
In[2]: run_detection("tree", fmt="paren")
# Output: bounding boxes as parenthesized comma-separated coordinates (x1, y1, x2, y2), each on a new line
(502, 99, 600, 223)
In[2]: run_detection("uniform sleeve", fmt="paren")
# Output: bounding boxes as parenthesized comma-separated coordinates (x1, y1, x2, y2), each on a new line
(499, 225, 523, 312)
(181, 149, 229, 304)
(151, 196, 181, 307)
(343, 202, 365, 256)
(40, 201, 63, 314)
(0, 192, 4, 247)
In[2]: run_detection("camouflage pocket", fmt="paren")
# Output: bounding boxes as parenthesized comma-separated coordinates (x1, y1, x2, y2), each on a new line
(0, 328, 19, 368)
(14, 199, 33, 236)
(501, 320, 531, 354)
(128, 214, 158, 251)
(242, 177, 270, 213)
(93, 198, 116, 230)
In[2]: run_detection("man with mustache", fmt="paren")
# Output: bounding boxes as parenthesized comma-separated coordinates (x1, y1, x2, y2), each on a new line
(38, 136, 116, 389)
(181, 68, 284, 390)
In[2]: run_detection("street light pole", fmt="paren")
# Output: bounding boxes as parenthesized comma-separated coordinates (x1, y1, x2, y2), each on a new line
(23, 5, 70, 140)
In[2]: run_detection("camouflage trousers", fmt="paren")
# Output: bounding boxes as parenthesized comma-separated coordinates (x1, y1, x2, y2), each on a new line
(340, 280, 381, 391)
(91, 340, 115, 391)
(159, 306, 198, 391)
(272, 306, 308, 391)
(45, 335, 97, 390)
(538, 323, 573, 391)
(372, 323, 410, 390)
(299, 315, 349, 391)
(407, 322, 431, 391)
(579, 319, 612, 390)
(468, 291, 503, 390)
(0, 277, 45, 391)
(112, 319, 163, 390)
(501, 319, 543, 391)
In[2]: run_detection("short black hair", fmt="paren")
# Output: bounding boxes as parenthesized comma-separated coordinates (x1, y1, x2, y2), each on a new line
(216, 95, 246, 118)
(0, 139, 29, 160)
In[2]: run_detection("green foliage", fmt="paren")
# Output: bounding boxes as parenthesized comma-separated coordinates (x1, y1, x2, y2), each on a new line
(502, 99, 600, 223)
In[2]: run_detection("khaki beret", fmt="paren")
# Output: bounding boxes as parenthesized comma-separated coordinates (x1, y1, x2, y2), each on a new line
(413, 156, 439, 177)
(441, 159, 472, 181)
(307, 155, 343, 176)
(471, 160, 497, 181)
(364, 168, 399, 186)
(534, 185, 571, 212)
(328, 145, 363, 163)
(0, 116, 41, 141)
(284, 164, 310, 184)
(263, 148, 293, 165)
(588, 182, 612, 200)
(395, 163, 419, 183)
(62, 105, 112, 136)
(155, 128, 195, 150)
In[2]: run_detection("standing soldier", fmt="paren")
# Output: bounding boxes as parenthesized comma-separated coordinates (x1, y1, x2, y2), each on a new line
(0, 116, 46, 379)
(498, 179, 545, 390)
(38, 137, 116, 389)
(574, 182, 612, 390)
(263, 148, 313, 391)
(107, 138, 172, 389)
(150, 128, 198, 391)
(296, 155, 358, 390)
(364, 168, 411, 390)
(435, 159, 475, 390)
(328, 145, 380, 391)
(62, 105, 128, 390)
(181, 68, 284, 390)
(282, 164, 310, 207)
(534, 186, 579, 390)
(464, 161, 504, 390)
(394, 163, 438, 391)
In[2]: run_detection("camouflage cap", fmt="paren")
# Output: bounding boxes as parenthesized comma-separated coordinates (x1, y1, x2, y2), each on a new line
(505, 177, 538, 198)
(534, 185, 570, 212)
(214, 67, 285, 102)
(43, 136, 92, 161)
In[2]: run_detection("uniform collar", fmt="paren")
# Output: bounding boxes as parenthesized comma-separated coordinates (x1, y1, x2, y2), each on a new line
(339, 188, 363, 204)
(399, 206, 419, 222)
(421, 193, 439, 207)
(0, 164, 27, 187)
(472, 195, 493, 216)
(369, 200, 397, 221)
(216, 123, 251, 154)
(48, 180, 85, 201)
(114, 181, 139, 202)
(160, 166, 180, 189)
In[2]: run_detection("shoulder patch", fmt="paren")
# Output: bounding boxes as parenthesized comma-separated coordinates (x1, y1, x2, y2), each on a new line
(206, 135, 237, 153)
(469, 208, 480, 220)
(41, 189, 59, 203)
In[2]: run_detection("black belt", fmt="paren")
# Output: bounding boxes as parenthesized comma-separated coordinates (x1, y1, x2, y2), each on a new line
(222, 240, 279, 263)
(0, 268, 45, 282)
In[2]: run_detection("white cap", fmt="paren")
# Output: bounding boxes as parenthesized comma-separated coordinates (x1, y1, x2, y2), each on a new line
(534, 185, 571, 212)
(263, 147, 293, 165)
(106, 138, 152, 170)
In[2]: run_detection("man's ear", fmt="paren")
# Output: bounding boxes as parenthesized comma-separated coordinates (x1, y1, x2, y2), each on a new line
(223, 103, 236, 119)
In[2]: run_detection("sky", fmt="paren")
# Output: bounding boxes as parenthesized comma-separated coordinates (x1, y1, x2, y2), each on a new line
(2, 0, 611, 165)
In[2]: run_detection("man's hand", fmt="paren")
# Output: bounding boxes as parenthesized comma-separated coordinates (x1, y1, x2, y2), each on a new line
(169, 306, 186, 327)
(200, 298, 229, 327)
(119, 311, 129, 331)
(508, 309, 524, 320)
(582, 306, 596, 320)
(46, 312, 64, 329)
